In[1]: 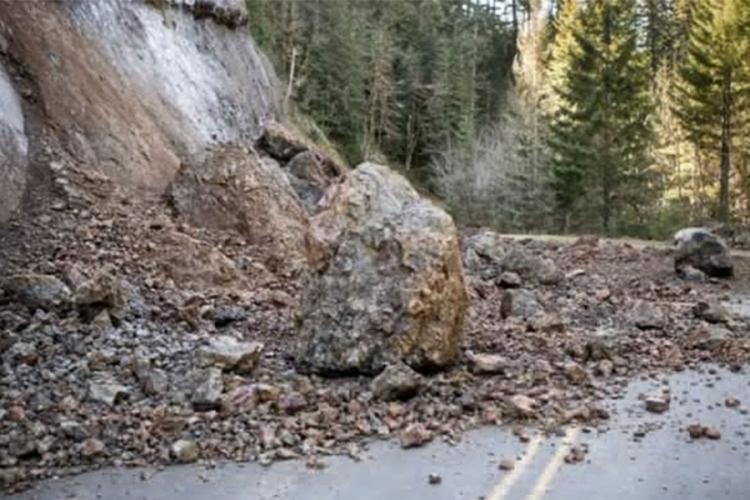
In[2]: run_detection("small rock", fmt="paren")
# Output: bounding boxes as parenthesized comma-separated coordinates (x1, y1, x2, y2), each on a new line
(1, 274, 71, 310)
(630, 300, 665, 330)
(88, 374, 129, 407)
(191, 367, 224, 411)
(687, 424, 706, 439)
(497, 272, 522, 288)
(564, 446, 586, 464)
(501, 289, 542, 320)
(508, 394, 536, 418)
(677, 265, 707, 282)
(428, 473, 442, 485)
(400, 423, 433, 448)
(171, 439, 199, 463)
(278, 391, 307, 414)
(563, 362, 587, 384)
(371, 363, 424, 401)
(536, 258, 564, 285)
(82, 438, 105, 457)
(466, 351, 508, 375)
(528, 312, 564, 333)
(686, 325, 731, 351)
(645, 394, 670, 414)
(60, 420, 88, 442)
(692, 301, 729, 324)
(725, 397, 741, 408)
(498, 458, 515, 471)
(705, 427, 721, 440)
(200, 335, 263, 374)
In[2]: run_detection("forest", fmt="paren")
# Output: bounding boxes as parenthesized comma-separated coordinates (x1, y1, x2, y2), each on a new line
(248, 0, 750, 238)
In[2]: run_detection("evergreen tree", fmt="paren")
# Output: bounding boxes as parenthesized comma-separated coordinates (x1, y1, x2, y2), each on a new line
(675, 0, 750, 223)
(548, 0, 653, 233)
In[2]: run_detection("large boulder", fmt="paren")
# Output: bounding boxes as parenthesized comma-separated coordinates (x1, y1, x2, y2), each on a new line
(295, 163, 467, 375)
(167, 145, 310, 273)
(0, 62, 27, 223)
(674, 228, 733, 278)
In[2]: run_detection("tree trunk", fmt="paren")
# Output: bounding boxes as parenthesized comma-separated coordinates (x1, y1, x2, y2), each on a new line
(719, 74, 732, 224)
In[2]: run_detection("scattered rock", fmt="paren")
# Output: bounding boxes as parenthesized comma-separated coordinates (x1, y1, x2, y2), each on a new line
(686, 325, 732, 351)
(428, 473, 442, 485)
(81, 438, 105, 457)
(674, 228, 733, 278)
(497, 271, 522, 288)
(278, 392, 307, 414)
(400, 423, 433, 448)
(466, 351, 509, 375)
(1, 274, 71, 310)
(371, 363, 424, 401)
(88, 374, 129, 407)
(686, 424, 721, 440)
(692, 301, 729, 324)
(705, 427, 722, 440)
(501, 289, 542, 320)
(171, 439, 199, 463)
(191, 367, 224, 412)
(725, 397, 741, 408)
(564, 446, 586, 464)
(498, 458, 515, 471)
(630, 300, 665, 330)
(296, 163, 467, 374)
(644, 394, 670, 414)
(200, 335, 263, 374)
(507, 394, 536, 418)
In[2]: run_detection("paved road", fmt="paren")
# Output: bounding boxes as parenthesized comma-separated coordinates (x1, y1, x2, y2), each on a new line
(8, 366, 750, 500)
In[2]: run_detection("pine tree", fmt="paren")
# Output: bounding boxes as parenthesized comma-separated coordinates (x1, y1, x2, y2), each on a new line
(548, 0, 653, 233)
(675, 0, 750, 223)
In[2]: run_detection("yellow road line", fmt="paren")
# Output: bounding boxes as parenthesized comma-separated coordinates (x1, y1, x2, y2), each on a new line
(487, 434, 543, 500)
(525, 427, 581, 500)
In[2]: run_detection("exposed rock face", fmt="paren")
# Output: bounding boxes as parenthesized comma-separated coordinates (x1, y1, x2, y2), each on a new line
(0, 0, 280, 197)
(674, 228, 733, 278)
(296, 163, 467, 375)
(0, 63, 27, 223)
(167, 145, 310, 273)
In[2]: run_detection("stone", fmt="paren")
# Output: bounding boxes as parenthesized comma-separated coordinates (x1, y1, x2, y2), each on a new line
(1, 274, 71, 310)
(563, 362, 587, 384)
(644, 394, 670, 413)
(463, 231, 506, 273)
(501, 289, 541, 320)
(687, 424, 705, 439)
(133, 358, 169, 396)
(81, 438, 105, 457)
(686, 325, 731, 351)
(278, 392, 307, 414)
(692, 301, 729, 324)
(725, 397, 741, 408)
(674, 228, 733, 278)
(88, 374, 129, 407)
(284, 150, 345, 213)
(371, 363, 424, 401)
(528, 313, 564, 333)
(508, 394, 536, 417)
(182, 0, 249, 28)
(296, 163, 467, 375)
(256, 121, 311, 162)
(171, 439, 199, 463)
(678, 265, 707, 283)
(466, 351, 509, 375)
(705, 427, 721, 440)
(399, 423, 433, 448)
(191, 367, 224, 412)
(498, 458, 515, 471)
(200, 335, 263, 375)
(536, 258, 564, 285)
(60, 420, 88, 442)
(74, 267, 131, 323)
(497, 271, 522, 288)
(630, 300, 665, 330)
(428, 473, 442, 485)
(167, 145, 309, 273)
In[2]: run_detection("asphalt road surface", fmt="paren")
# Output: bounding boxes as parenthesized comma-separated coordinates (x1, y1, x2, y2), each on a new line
(7, 366, 750, 500)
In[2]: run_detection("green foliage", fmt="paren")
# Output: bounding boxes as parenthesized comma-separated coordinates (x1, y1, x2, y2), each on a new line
(547, 0, 654, 234)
